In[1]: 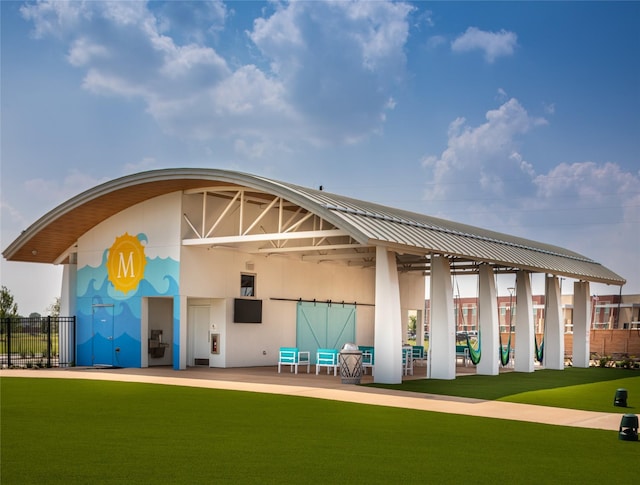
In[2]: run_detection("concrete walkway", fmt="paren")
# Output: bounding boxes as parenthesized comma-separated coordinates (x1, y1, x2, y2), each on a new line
(0, 366, 626, 431)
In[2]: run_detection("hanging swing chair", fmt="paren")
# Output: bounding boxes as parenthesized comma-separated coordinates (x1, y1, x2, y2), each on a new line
(466, 329, 481, 365)
(467, 276, 481, 365)
(499, 286, 515, 367)
(455, 276, 481, 366)
(500, 332, 512, 366)
(534, 278, 547, 363)
(535, 335, 544, 362)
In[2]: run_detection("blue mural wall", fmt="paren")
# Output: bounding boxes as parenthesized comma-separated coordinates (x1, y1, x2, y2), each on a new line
(76, 233, 180, 368)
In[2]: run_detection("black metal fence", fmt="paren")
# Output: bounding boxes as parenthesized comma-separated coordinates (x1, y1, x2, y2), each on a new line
(0, 316, 76, 368)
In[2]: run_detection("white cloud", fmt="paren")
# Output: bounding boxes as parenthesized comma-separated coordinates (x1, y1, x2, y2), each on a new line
(154, 0, 228, 42)
(533, 161, 640, 221)
(0, 200, 29, 233)
(23, 170, 109, 207)
(426, 35, 446, 49)
(422, 98, 546, 203)
(247, 1, 412, 144)
(21, 0, 413, 151)
(20, 0, 90, 39)
(1, 170, 110, 249)
(123, 157, 163, 175)
(160, 43, 229, 80)
(67, 37, 109, 66)
(421, 99, 639, 289)
(451, 27, 517, 63)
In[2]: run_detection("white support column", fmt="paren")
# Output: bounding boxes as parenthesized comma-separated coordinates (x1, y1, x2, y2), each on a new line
(59, 262, 77, 317)
(544, 275, 565, 370)
(141, 297, 149, 368)
(477, 264, 499, 375)
(428, 255, 456, 380)
(514, 270, 535, 373)
(59, 262, 77, 366)
(572, 281, 591, 368)
(176, 294, 187, 370)
(373, 246, 403, 384)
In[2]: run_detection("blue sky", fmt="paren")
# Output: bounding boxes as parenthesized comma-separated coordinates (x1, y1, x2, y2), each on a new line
(1, 1, 639, 315)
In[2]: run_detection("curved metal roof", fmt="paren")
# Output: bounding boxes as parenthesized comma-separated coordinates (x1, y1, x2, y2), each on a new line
(2, 168, 625, 285)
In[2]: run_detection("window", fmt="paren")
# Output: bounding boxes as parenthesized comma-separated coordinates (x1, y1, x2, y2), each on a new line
(241, 274, 255, 297)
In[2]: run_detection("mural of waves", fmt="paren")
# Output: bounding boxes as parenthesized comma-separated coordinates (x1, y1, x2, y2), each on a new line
(76, 246, 179, 367)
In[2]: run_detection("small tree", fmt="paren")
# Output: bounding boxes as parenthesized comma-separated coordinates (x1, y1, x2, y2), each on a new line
(47, 297, 61, 317)
(0, 286, 19, 318)
(407, 313, 417, 340)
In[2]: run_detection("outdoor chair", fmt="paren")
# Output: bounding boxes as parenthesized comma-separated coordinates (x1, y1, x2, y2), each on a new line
(402, 347, 413, 376)
(455, 345, 470, 366)
(278, 347, 310, 374)
(412, 345, 425, 362)
(359, 345, 375, 375)
(315, 348, 339, 376)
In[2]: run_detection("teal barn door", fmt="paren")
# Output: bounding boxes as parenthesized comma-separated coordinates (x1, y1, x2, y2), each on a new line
(296, 301, 356, 363)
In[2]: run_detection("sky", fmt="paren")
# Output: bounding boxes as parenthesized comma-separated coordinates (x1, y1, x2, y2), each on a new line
(1, 0, 639, 315)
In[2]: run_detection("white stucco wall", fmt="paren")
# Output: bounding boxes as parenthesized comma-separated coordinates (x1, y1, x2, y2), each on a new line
(77, 192, 182, 267)
(180, 245, 380, 367)
(71, 189, 426, 369)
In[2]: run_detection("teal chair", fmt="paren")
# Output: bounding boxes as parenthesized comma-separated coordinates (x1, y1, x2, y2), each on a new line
(316, 348, 339, 376)
(278, 347, 310, 374)
(455, 345, 469, 366)
(412, 345, 425, 361)
(359, 346, 375, 375)
(402, 347, 413, 376)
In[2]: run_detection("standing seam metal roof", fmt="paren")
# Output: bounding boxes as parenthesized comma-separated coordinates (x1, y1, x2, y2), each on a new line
(2, 168, 625, 286)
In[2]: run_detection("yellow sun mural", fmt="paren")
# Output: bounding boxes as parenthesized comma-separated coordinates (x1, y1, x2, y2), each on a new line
(106, 233, 147, 294)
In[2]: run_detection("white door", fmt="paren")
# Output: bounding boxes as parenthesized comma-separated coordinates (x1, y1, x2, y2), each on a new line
(187, 305, 210, 366)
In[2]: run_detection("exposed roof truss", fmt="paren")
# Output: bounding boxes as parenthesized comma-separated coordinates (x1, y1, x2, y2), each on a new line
(181, 186, 372, 266)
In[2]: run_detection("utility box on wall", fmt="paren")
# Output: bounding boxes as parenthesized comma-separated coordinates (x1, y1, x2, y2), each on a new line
(211, 333, 220, 354)
(149, 329, 169, 358)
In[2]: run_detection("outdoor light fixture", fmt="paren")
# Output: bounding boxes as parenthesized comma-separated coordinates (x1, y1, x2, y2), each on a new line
(614, 388, 628, 407)
(618, 414, 638, 441)
(507, 287, 515, 331)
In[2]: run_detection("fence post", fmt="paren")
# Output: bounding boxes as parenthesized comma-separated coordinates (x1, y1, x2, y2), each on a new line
(73, 316, 77, 366)
(47, 316, 52, 368)
(7, 318, 12, 368)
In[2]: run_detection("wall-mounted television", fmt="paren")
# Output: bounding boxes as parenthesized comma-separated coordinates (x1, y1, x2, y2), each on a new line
(234, 298, 262, 323)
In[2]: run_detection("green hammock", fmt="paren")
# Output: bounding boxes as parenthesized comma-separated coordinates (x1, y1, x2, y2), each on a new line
(499, 331, 512, 366)
(466, 331, 481, 365)
(455, 275, 481, 366)
(535, 276, 549, 363)
(499, 290, 514, 367)
(535, 335, 544, 362)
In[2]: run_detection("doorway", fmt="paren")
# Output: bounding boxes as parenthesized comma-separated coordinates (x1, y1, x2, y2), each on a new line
(92, 303, 115, 367)
(296, 301, 356, 363)
(146, 297, 173, 366)
(188, 305, 211, 366)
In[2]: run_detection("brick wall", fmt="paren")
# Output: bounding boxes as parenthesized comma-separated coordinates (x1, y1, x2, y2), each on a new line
(585, 329, 640, 357)
(499, 330, 640, 358)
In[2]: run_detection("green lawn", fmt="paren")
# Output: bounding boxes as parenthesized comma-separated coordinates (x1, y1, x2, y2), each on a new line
(0, 333, 59, 356)
(1, 376, 638, 484)
(369, 368, 640, 412)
